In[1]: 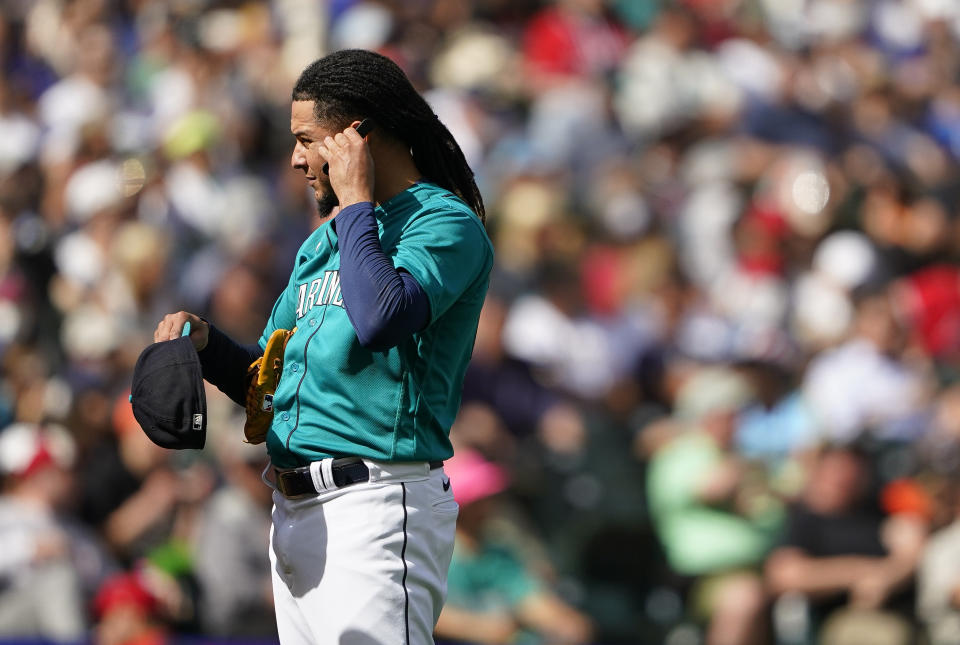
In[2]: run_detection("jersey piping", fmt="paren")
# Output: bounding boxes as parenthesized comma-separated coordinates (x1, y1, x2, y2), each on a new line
(285, 306, 328, 451)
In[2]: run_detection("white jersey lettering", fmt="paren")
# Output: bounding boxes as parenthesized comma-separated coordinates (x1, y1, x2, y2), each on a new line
(305, 277, 323, 311)
(296, 283, 308, 318)
(327, 271, 342, 307)
(295, 270, 344, 320)
(316, 272, 331, 306)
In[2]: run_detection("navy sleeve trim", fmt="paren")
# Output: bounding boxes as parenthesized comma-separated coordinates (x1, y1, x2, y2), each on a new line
(198, 323, 263, 407)
(333, 202, 430, 351)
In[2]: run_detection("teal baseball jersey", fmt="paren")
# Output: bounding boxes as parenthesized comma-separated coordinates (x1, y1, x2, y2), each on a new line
(260, 182, 493, 469)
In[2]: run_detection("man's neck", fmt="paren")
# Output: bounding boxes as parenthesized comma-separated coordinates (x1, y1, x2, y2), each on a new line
(372, 152, 422, 205)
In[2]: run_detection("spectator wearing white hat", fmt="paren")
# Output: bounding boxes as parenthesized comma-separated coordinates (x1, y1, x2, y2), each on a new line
(0, 422, 86, 641)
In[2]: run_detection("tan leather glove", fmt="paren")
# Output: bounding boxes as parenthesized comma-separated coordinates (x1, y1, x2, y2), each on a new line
(244, 327, 295, 444)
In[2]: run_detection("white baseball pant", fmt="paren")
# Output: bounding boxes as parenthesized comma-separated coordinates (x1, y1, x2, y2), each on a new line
(264, 460, 458, 644)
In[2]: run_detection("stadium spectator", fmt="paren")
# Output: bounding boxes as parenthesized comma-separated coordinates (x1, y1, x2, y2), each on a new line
(435, 449, 594, 644)
(647, 367, 781, 645)
(917, 475, 960, 645)
(802, 287, 932, 444)
(78, 393, 196, 562)
(0, 422, 86, 641)
(93, 571, 167, 645)
(766, 445, 926, 645)
(192, 433, 275, 638)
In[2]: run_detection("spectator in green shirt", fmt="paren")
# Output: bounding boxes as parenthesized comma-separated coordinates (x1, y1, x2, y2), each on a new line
(647, 368, 783, 645)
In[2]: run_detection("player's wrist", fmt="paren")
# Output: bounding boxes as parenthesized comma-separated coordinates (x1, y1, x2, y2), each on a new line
(338, 192, 374, 209)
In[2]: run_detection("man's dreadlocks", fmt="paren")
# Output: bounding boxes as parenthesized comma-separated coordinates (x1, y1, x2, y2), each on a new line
(292, 49, 485, 223)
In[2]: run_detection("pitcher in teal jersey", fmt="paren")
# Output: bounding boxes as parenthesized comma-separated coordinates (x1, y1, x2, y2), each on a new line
(263, 181, 493, 469)
(153, 49, 492, 644)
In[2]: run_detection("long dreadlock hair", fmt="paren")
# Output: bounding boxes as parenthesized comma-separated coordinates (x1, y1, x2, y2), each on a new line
(292, 49, 485, 223)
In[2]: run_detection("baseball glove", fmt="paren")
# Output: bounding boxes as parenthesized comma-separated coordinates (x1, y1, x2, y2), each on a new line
(244, 327, 296, 444)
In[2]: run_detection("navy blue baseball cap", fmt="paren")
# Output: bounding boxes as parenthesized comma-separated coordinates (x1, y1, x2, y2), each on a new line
(131, 336, 206, 450)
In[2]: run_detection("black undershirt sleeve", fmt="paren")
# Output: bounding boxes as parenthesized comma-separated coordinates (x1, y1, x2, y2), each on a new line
(197, 323, 263, 407)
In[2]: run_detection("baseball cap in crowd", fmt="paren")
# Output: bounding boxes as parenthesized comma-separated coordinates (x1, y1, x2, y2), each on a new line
(444, 448, 509, 507)
(674, 367, 755, 422)
(93, 571, 158, 619)
(131, 336, 206, 450)
(0, 423, 75, 478)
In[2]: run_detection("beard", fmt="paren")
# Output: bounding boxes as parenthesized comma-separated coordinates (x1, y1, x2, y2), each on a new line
(315, 190, 339, 219)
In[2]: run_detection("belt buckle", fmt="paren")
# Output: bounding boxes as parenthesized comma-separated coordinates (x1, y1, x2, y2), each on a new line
(275, 469, 291, 497)
(275, 468, 307, 498)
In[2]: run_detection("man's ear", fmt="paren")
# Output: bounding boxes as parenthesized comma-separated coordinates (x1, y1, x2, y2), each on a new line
(354, 119, 376, 139)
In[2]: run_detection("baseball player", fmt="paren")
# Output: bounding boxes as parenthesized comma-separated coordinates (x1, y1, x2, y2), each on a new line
(153, 49, 493, 644)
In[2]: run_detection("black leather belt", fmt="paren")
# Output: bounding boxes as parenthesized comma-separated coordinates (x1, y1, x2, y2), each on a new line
(275, 459, 444, 497)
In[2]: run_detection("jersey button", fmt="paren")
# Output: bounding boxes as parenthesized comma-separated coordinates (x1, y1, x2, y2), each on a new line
(281, 413, 290, 421)
(291, 363, 299, 372)
(309, 319, 316, 327)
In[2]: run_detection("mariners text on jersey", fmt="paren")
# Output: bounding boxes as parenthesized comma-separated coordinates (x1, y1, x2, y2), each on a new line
(296, 270, 343, 317)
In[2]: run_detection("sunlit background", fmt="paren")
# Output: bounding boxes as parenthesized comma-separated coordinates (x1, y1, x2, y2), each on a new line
(1, 0, 960, 644)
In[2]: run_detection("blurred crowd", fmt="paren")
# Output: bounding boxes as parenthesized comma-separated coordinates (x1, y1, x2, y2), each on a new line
(2, 0, 960, 643)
